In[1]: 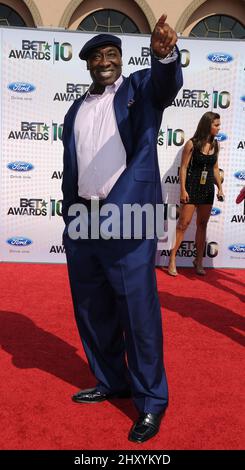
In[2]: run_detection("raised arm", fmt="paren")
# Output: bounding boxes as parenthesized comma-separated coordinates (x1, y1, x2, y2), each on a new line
(150, 14, 183, 107)
(151, 14, 177, 58)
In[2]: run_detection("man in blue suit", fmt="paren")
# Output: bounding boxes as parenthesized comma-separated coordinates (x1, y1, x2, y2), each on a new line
(62, 14, 183, 443)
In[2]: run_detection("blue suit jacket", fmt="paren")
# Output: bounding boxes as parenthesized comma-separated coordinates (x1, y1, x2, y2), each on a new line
(62, 53, 183, 235)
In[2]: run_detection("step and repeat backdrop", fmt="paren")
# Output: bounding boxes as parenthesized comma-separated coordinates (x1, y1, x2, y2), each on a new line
(0, 27, 244, 267)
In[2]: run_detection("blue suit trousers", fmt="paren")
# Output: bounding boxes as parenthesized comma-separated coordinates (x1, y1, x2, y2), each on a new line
(63, 235, 168, 414)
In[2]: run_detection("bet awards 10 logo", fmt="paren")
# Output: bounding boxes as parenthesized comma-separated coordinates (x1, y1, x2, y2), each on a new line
(128, 47, 150, 66)
(8, 122, 63, 142)
(128, 47, 190, 68)
(179, 49, 190, 68)
(54, 83, 90, 102)
(7, 198, 62, 217)
(172, 89, 231, 109)
(161, 241, 219, 258)
(9, 40, 72, 61)
(158, 128, 185, 147)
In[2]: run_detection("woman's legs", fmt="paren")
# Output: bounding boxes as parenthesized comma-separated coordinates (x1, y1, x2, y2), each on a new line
(194, 204, 212, 273)
(168, 204, 196, 274)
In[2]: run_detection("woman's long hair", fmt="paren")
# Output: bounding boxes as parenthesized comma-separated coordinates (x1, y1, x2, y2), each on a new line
(192, 111, 220, 152)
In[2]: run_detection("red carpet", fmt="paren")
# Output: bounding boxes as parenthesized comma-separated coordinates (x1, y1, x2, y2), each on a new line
(0, 263, 244, 450)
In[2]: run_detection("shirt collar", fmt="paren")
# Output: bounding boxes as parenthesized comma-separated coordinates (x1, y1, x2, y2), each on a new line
(110, 74, 123, 92)
(88, 75, 123, 98)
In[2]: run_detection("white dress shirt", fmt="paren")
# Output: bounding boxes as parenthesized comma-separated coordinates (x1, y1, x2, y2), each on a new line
(74, 75, 126, 200)
(74, 49, 178, 200)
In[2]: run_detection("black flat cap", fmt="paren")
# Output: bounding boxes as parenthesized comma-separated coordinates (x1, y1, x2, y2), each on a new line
(79, 33, 122, 60)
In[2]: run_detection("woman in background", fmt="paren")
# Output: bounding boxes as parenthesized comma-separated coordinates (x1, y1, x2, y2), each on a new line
(168, 111, 224, 276)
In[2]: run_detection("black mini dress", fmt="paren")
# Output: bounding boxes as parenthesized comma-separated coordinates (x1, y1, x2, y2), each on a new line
(185, 141, 217, 205)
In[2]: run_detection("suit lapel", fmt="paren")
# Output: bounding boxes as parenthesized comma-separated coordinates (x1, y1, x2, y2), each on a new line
(65, 96, 86, 181)
(114, 76, 134, 163)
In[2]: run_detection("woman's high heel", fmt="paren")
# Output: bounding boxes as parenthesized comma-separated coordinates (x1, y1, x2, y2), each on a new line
(193, 259, 206, 275)
(168, 268, 178, 276)
(168, 264, 178, 276)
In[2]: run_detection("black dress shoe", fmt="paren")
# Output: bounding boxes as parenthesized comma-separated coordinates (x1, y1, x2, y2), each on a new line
(72, 387, 131, 403)
(128, 412, 164, 443)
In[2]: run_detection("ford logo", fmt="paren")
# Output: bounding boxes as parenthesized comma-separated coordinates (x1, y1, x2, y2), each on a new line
(8, 82, 36, 93)
(216, 133, 228, 142)
(207, 52, 233, 63)
(228, 244, 245, 253)
(241, 96, 245, 102)
(7, 237, 33, 246)
(234, 170, 245, 180)
(7, 161, 34, 172)
(211, 207, 221, 216)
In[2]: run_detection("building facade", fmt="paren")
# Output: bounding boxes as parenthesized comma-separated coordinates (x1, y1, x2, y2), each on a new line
(0, 0, 244, 38)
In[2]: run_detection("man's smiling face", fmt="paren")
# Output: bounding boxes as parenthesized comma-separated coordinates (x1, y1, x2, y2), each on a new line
(87, 45, 122, 92)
